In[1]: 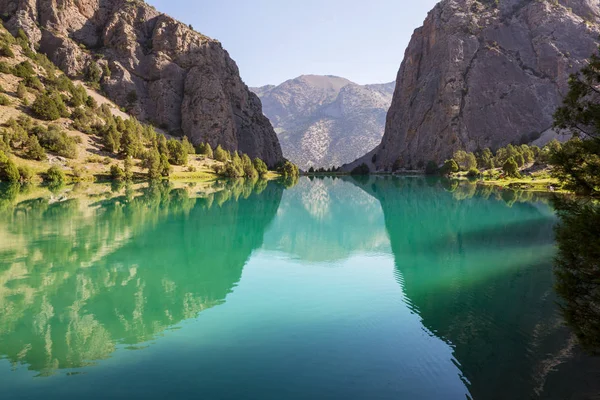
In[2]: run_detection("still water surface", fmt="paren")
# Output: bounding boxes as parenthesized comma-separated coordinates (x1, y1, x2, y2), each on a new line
(0, 177, 593, 399)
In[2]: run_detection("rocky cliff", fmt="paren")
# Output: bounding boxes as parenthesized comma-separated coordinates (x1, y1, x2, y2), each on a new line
(0, 0, 283, 165)
(349, 0, 600, 171)
(253, 75, 394, 169)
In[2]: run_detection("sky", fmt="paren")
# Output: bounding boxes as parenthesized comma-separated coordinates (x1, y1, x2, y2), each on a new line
(146, 0, 439, 87)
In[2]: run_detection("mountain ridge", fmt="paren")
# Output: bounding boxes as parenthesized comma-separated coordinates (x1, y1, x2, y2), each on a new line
(252, 75, 395, 169)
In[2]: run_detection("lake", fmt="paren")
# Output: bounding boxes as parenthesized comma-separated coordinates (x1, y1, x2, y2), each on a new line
(0, 177, 597, 399)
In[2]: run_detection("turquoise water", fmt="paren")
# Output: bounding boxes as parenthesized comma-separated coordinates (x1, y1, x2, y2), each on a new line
(0, 177, 592, 399)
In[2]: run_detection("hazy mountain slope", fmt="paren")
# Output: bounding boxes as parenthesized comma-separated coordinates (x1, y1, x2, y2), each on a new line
(346, 0, 600, 171)
(0, 0, 283, 165)
(253, 76, 394, 169)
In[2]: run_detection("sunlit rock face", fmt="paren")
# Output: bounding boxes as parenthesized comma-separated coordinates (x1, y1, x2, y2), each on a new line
(345, 0, 600, 171)
(253, 76, 395, 169)
(0, 0, 283, 166)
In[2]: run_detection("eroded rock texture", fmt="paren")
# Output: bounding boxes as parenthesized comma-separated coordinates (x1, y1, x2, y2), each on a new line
(348, 0, 600, 171)
(0, 0, 283, 165)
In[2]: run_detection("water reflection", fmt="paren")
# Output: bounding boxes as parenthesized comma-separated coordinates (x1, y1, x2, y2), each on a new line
(0, 179, 283, 376)
(0, 177, 596, 399)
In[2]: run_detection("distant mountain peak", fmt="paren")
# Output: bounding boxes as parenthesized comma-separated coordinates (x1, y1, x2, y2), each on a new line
(252, 75, 395, 169)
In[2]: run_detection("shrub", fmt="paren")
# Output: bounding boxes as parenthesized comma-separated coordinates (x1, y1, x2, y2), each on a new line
(16, 82, 27, 99)
(23, 75, 44, 91)
(0, 43, 14, 58)
(18, 165, 33, 182)
(0, 154, 19, 182)
(0, 61, 11, 73)
(12, 61, 35, 78)
(0, 94, 9, 106)
(466, 168, 480, 178)
(31, 93, 61, 120)
(45, 166, 65, 184)
(25, 135, 46, 160)
(33, 125, 78, 159)
(440, 159, 459, 175)
(110, 164, 125, 181)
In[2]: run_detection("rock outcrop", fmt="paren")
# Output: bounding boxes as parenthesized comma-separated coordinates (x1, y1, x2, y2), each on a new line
(348, 0, 600, 171)
(253, 75, 394, 169)
(0, 0, 283, 165)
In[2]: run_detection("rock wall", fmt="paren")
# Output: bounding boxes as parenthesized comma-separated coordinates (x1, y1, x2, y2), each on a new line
(348, 0, 600, 171)
(0, 0, 283, 165)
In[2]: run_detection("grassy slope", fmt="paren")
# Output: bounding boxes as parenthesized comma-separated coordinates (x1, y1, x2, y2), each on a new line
(0, 26, 229, 184)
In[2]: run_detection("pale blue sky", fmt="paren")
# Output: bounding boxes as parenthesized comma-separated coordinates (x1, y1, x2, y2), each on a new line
(146, 0, 439, 87)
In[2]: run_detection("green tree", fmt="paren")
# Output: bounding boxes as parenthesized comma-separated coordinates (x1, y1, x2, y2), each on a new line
(0, 152, 19, 182)
(142, 149, 161, 180)
(502, 157, 520, 178)
(31, 93, 61, 121)
(25, 135, 46, 161)
(253, 158, 268, 177)
(214, 145, 228, 162)
(440, 159, 459, 175)
(454, 150, 477, 171)
(45, 166, 65, 184)
(110, 164, 125, 181)
(279, 160, 300, 178)
(198, 142, 214, 158)
(167, 138, 188, 165)
(124, 156, 133, 181)
(85, 62, 102, 85)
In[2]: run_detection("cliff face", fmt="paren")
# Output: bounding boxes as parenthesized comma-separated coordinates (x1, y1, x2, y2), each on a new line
(351, 0, 600, 171)
(0, 0, 283, 165)
(253, 75, 394, 169)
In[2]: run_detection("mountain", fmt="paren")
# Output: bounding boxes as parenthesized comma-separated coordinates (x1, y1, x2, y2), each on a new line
(346, 0, 600, 171)
(0, 0, 283, 165)
(252, 75, 395, 169)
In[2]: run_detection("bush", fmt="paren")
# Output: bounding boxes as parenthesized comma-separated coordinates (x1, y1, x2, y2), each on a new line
(466, 168, 480, 178)
(0, 94, 9, 106)
(12, 61, 35, 78)
(45, 166, 65, 184)
(0, 153, 19, 182)
(110, 164, 125, 181)
(0, 43, 14, 58)
(351, 163, 370, 175)
(18, 165, 33, 182)
(16, 82, 27, 99)
(23, 75, 44, 91)
(33, 125, 78, 159)
(0, 61, 11, 74)
(31, 93, 61, 121)
(25, 135, 46, 160)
